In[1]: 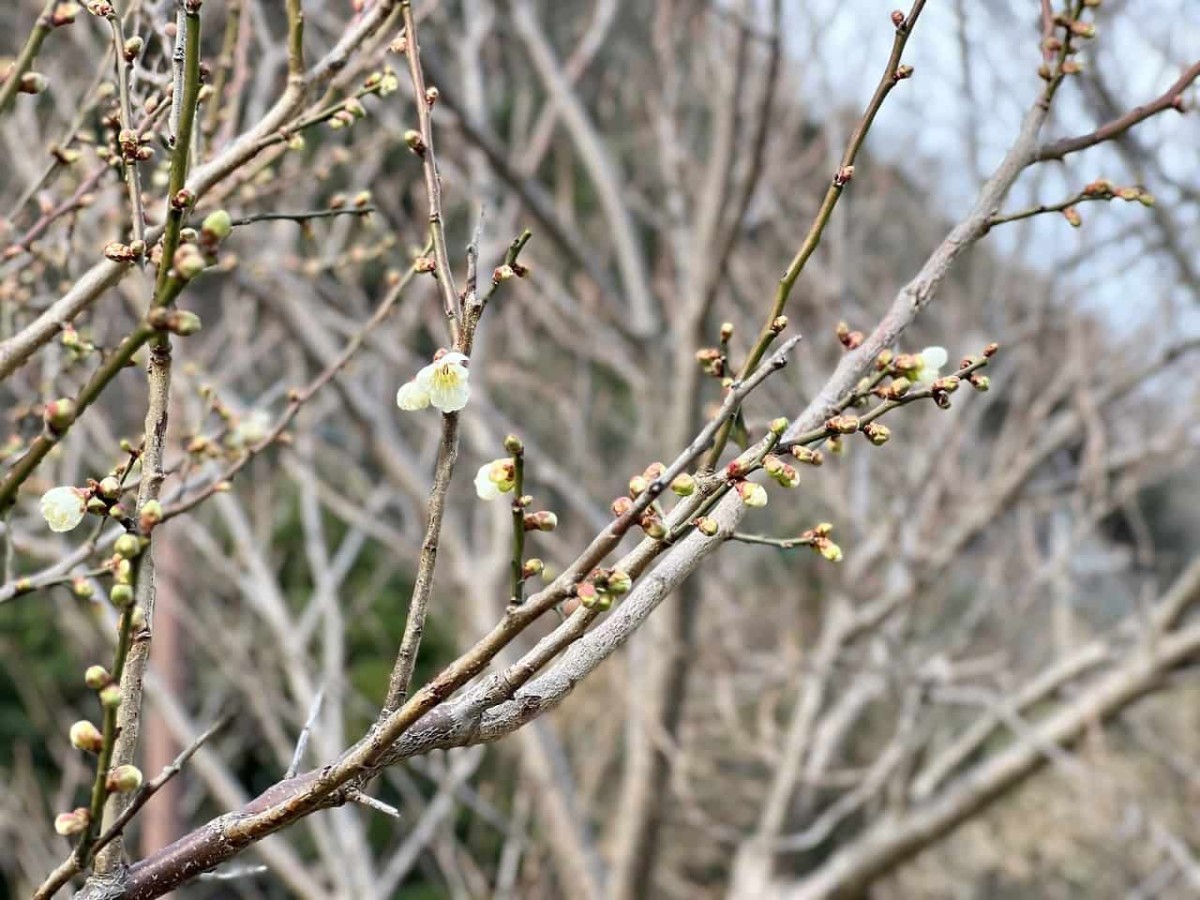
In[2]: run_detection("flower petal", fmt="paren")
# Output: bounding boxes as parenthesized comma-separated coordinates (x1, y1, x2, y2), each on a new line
(41, 486, 86, 533)
(475, 463, 502, 500)
(396, 380, 431, 410)
(920, 346, 948, 372)
(430, 379, 470, 412)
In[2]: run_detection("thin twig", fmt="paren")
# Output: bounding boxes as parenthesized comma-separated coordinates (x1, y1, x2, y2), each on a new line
(286, 687, 325, 778)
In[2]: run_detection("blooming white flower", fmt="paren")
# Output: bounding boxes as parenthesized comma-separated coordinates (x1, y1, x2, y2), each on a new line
(41, 486, 86, 533)
(474, 459, 516, 501)
(912, 346, 949, 385)
(396, 352, 471, 413)
(229, 409, 272, 449)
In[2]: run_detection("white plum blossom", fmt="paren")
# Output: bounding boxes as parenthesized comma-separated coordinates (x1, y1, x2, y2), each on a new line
(396, 352, 471, 413)
(229, 409, 272, 449)
(475, 459, 515, 501)
(912, 346, 949, 385)
(41, 486, 87, 533)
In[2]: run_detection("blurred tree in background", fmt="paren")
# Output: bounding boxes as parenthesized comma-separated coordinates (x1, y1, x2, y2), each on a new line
(0, 1, 1197, 898)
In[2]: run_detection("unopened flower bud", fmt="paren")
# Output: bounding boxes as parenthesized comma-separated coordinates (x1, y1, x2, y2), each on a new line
(1068, 20, 1095, 38)
(171, 188, 195, 210)
(19, 72, 49, 95)
(640, 513, 667, 540)
(492, 264, 515, 283)
(826, 414, 859, 435)
(54, 808, 90, 836)
(173, 244, 206, 280)
(863, 422, 891, 446)
(695, 517, 719, 537)
(404, 130, 426, 155)
(735, 481, 768, 508)
(84, 665, 111, 689)
(70, 720, 104, 753)
(670, 473, 696, 497)
(891, 9, 905, 27)
(524, 511, 557, 532)
(99, 683, 122, 709)
(73, 577, 95, 599)
(895, 64, 914, 80)
(53, 3, 81, 26)
(628, 475, 648, 498)
(106, 764, 143, 794)
(576, 580, 601, 610)
(201, 209, 233, 242)
(110, 583, 134, 608)
(771, 461, 800, 488)
(834, 165, 855, 186)
(606, 570, 632, 595)
(611, 496, 634, 517)
(522, 558, 544, 579)
(643, 462, 666, 481)
(969, 374, 990, 392)
(114, 533, 142, 559)
(770, 315, 788, 334)
(791, 446, 824, 466)
(503, 434, 524, 455)
(719, 322, 734, 342)
(129, 605, 146, 630)
(1062, 206, 1082, 227)
(138, 499, 163, 533)
(123, 35, 143, 61)
(425, 86, 440, 106)
(932, 375, 960, 394)
(44, 398, 75, 432)
(167, 310, 203, 335)
(815, 538, 843, 563)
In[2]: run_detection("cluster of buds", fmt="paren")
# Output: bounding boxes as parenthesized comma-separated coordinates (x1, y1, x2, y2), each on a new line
(60, 323, 95, 357)
(696, 347, 726, 379)
(762, 454, 800, 488)
(802, 522, 843, 562)
(576, 568, 633, 611)
(148, 306, 203, 335)
(836, 321, 864, 350)
(825, 414, 860, 435)
(639, 509, 667, 539)
(929, 375, 960, 409)
(103, 239, 147, 262)
(330, 96, 367, 129)
(523, 510, 557, 532)
(862, 421, 890, 446)
(363, 68, 399, 97)
(628, 461, 666, 499)
(790, 445, 824, 467)
(492, 259, 530, 284)
(1081, 181, 1156, 207)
